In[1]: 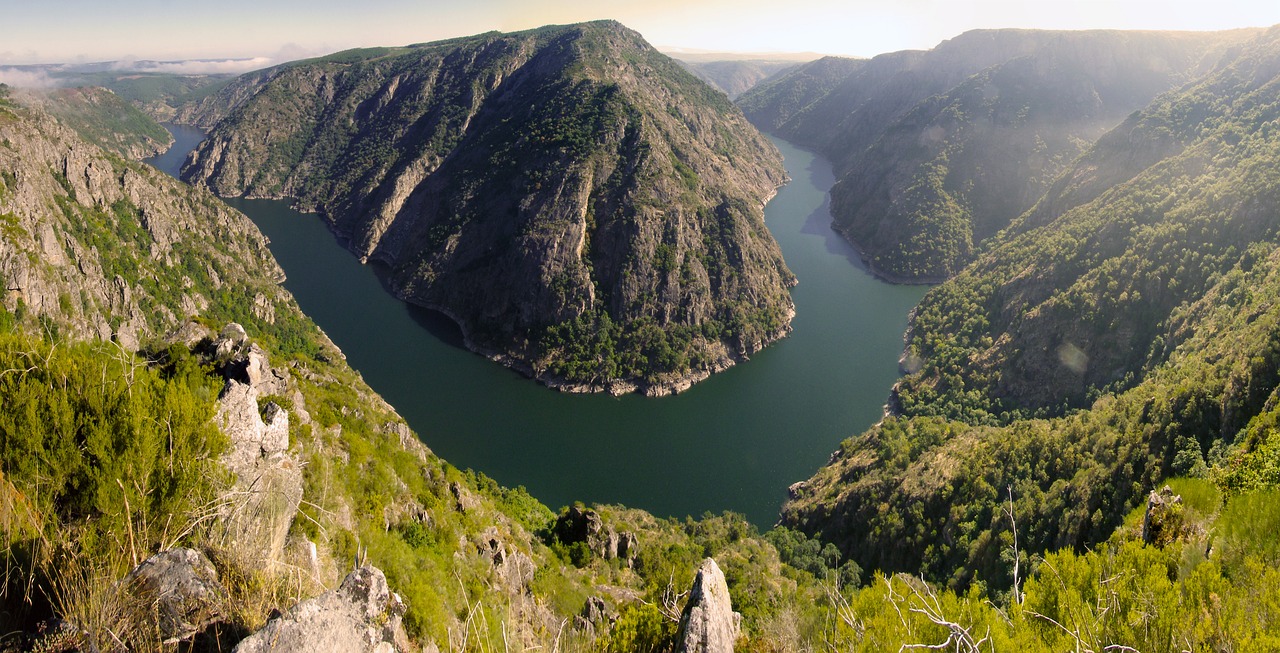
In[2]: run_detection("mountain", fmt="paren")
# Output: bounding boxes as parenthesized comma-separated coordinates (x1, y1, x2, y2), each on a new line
(177, 21, 795, 396)
(20, 86, 173, 159)
(0, 84, 284, 348)
(668, 53, 811, 99)
(739, 29, 1255, 280)
(782, 25, 1280, 590)
(0, 83, 825, 652)
(4, 50, 1280, 653)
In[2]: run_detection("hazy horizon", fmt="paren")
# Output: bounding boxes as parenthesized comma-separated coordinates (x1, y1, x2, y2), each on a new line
(5, 1, 1280, 67)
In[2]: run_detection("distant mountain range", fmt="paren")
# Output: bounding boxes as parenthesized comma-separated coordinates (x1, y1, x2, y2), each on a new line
(740, 28, 1259, 281)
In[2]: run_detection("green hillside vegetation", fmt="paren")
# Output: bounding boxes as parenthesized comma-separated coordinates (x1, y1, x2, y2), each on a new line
(785, 25, 1280, 609)
(34, 86, 172, 159)
(178, 21, 795, 395)
(5, 41, 1280, 651)
(58, 70, 237, 121)
(739, 29, 1254, 281)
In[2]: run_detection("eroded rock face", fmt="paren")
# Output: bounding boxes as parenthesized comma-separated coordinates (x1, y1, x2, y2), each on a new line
(676, 558, 740, 653)
(124, 548, 227, 644)
(553, 505, 639, 566)
(212, 324, 303, 567)
(233, 566, 409, 653)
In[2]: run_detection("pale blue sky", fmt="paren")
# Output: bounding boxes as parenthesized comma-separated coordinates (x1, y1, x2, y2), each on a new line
(4, 0, 1280, 65)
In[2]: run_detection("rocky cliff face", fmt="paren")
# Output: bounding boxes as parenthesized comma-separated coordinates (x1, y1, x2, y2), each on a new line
(0, 89, 284, 347)
(178, 21, 794, 395)
(739, 29, 1255, 281)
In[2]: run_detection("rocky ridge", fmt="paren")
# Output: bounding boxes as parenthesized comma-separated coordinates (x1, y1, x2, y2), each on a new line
(177, 21, 795, 395)
(0, 89, 284, 348)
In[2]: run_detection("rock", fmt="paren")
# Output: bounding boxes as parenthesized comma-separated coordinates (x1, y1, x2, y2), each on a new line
(124, 548, 227, 644)
(581, 595, 609, 626)
(213, 328, 303, 568)
(553, 505, 639, 566)
(450, 482, 479, 514)
(1142, 485, 1184, 547)
(476, 528, 534, 592)
(675, 558, 740, 653)
(233, 566, 408, 653)
(167, 320, 215, 349)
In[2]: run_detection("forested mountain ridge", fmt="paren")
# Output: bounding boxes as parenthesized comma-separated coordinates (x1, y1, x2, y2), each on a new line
(177, 21, 795, 396)
(739, 28, 1256, 280)
(784, 24, 1280, 595)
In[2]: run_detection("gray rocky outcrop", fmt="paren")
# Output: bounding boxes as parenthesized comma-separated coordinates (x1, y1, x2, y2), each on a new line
(124, 548, 228, 644)
(553, 505, 639, 566)
(233, 565, 409, 653)
(477, 527, 535, 592)
(675, 558, 740, 653)
(212, 324, 303, 567)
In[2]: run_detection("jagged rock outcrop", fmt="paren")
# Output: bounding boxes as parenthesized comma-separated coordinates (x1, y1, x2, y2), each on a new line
(553, 505, 639, 566)
(124, 548, 228, 644)
(233, 565, 409, 653)
(675, 558, 739, 653)
(212, 324, 303, 567)
(478, 527, 536, 592)
(178, 21, 794, 395)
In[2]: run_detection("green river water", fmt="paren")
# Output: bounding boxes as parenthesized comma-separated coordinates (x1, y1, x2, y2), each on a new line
(150, 125, 927, 526)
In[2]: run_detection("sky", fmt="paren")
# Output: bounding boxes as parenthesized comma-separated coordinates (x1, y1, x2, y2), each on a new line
(3, 0, 1280, 70)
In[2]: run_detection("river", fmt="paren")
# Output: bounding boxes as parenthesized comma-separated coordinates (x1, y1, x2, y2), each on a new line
(149, 124, 927, 527)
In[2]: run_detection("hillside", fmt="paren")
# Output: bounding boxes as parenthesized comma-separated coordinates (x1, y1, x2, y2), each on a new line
(21, 86, 173, 159)
(177, 21, 795, 396)
(783, 25, 1280, 591)
(3, 56, 1280, 653)
(0, 83, 824, 653)
(739, 29, 1254, 280)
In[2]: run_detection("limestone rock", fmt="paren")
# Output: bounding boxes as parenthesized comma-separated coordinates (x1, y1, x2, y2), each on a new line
(233, 566, 408, 653)
(675, 558, 740, 653)
(125, 548, 227, 644)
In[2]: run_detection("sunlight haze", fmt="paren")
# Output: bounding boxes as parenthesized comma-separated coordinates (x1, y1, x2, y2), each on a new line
(3, 0, 1280, 65)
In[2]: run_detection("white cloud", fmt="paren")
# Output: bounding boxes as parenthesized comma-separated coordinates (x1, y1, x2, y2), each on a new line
(0, 68, 58, 89)
(122, 57, 274, 75)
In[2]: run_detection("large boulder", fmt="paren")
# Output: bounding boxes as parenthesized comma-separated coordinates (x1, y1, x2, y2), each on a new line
(233, 566, 409, 653)
(675, 558, 740, 653)
(124, 548, 227, 644)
